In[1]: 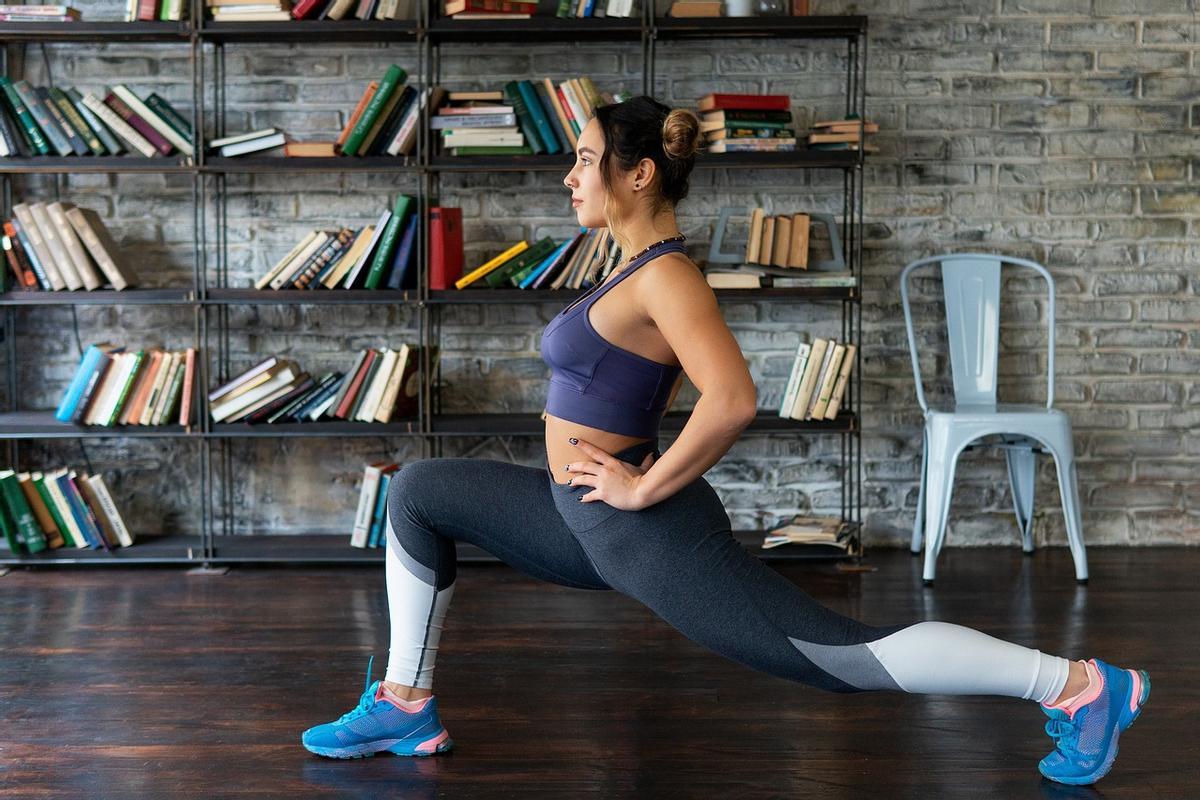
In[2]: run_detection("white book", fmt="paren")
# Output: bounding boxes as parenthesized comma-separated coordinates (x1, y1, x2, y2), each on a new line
(85, 473, 135, 547)
(150, 351, 183, 426)
(788, 337, 828, 420)
(11, 203, 64, 290)
(810, 343, 846, 419)
(47, 202, 103, 290)
(270, 231, 329, 290)
(351, 463, 386, 548)
(82, 93, 158, 158)
(220, 132, 286, 157)
(823, 343, 857, 420)
(209, 127, 278, 148)
(802, 340, 839, 421)
(256, 230, 319, 290)
(82, 351, 124, 426)
(141, 350, 178, 425)
(308, 389, 340, 421)
(374, 343, 410, 423)
(65, 206, 136, 291)
(29, 202, 82, 290)
(341, 210, 392, 288)
(355, 348, 397, 422)
(111, 84, 194, 157)
(211, 363, 299, 422)
(778, 341, 811, 418)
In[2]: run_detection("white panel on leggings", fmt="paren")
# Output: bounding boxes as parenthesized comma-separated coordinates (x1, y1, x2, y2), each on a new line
(383, 520, 455, 690)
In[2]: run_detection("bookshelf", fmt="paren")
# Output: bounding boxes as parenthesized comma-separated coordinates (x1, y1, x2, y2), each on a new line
(0, 6, 866, 567)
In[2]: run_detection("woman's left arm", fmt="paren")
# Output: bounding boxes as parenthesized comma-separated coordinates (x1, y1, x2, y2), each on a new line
(633, 257, 758, 508)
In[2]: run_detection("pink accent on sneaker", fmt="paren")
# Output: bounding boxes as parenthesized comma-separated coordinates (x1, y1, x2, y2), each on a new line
(1058, 659, 1104, 720)
(1127, 668, 1142, 714)
(414, 729, 450, 754)
(375, 683, 433, 713)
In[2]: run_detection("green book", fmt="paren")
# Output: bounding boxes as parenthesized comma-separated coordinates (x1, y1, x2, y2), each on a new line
(363, 194, 412, 289)
(32, 473, 72, 547)
(0, 490, 23, 553)
(48, 87, 104, 155)
(502, 80, 545, 154)
(0, 77, 49, 155)
(146, 92, 193, 141)
(484, 236, 557, 288)
(449, 145, 534, 156)
(0, 470, 47, 553)
(342, 64, 407, 157)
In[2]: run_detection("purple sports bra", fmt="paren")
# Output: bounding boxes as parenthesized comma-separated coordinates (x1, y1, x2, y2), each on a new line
(540, 239, 686, 439)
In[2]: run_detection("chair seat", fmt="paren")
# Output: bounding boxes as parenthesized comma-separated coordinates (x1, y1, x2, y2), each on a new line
(925, 402, 1068, 423)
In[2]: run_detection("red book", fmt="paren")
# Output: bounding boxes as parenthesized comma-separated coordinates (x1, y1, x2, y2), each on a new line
(697, 93, 791, 112)
(291, 0, 327, 18)
(3, 221, 38, 289)
(103, 92, 173, 156)
(137, 0, 158, 21)
(428, 207, 463, 291)
(335, 349, 378, 419)
(445, 0, 537, 12)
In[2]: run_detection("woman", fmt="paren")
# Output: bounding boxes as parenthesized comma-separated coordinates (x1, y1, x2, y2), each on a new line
(301, 96, 1149, 786)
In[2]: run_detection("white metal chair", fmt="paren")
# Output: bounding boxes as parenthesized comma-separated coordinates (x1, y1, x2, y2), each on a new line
(900, 253, 1088, 585)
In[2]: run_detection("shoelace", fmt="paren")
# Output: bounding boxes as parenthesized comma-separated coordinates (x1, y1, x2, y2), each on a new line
(1044, 716, 1082, 758)
(334, 654, 378, 725)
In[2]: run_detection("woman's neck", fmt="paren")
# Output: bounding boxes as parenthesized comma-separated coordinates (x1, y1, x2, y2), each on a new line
(613, 212, 683, 267)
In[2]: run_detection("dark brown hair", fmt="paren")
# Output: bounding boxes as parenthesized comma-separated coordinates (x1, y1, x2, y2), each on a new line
(593, 95, 702, 214)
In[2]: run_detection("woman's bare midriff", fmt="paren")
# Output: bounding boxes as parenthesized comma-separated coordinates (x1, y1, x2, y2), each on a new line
(544, 413, 657, 485)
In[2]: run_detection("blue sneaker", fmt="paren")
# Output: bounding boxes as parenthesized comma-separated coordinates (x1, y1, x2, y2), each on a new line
(301, 656, 454, 759)
(1038, 657, 1150, 785)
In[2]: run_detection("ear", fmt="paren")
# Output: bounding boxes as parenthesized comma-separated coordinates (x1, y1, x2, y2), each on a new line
(636, 157, 656, 187)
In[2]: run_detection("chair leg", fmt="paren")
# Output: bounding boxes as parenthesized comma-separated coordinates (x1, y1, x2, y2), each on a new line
(922, 426, 962, 585)
(1045, 428, 1089, 584)
(912, 428, 928, 555)
(1004, 444, 1037, 554)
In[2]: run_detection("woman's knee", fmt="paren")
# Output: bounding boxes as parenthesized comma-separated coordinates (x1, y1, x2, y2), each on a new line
(386, 459, 443, 534)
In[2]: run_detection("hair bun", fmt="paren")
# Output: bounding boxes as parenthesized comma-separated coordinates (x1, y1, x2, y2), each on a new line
(662, 108, 702, 161)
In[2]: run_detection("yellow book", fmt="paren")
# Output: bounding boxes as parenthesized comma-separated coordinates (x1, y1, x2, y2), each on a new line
(455, 241, 529, 289)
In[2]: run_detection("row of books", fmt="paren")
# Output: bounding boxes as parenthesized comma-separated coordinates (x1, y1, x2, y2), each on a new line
(351, 461, 395, 547)
(667, 0, 811, 15)
(0, 77, 193, 160)
(699, 93, 796, 153)
(441, 0, 636, 19)
(454, 226, 617, 291)
(744, 207, 813, 270)
(778, 337, 855, 421)
(55, 344, 198, 427)
(209, 345, 434, 424)
(2, 201, 136, 292)
(254, 195, 422, 291)
(806, 117, 879, 153)
(218, 0, 418, 20)
(0, 467, 134, 554)
(434, 78, 623, 156)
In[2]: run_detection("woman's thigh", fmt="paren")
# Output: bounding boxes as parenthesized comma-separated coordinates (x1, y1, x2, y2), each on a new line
(387, 456, 611, 591)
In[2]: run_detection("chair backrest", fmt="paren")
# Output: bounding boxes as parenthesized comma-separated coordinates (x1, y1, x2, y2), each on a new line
(899, 253, 1056, 412)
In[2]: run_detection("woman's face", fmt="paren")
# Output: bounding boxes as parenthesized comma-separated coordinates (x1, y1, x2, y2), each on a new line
(563, 118, 613, 229)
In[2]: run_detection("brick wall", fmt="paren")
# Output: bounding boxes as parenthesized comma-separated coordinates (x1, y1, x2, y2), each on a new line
(6, 0, 1198, 545)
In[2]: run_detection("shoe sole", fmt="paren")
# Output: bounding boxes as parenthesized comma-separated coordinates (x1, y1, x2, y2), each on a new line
(304, 730, 454, 759)
(1043, 668, 1151, 786)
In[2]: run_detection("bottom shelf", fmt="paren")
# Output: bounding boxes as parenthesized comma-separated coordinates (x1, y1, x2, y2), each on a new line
(0, 533, 204, 565)
(204, 528, 862, 564)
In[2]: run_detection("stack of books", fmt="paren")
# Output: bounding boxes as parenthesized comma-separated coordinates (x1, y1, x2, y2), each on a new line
(665, 0, 719, 17)
(254, 194, 418, 291)
(210, 346, 434, 425)
(455, 227, 617, 291)
(208, 0, 291, 21)
(0, 467, 134, 555)
(698, 93, 796, 154)
(778, 337, 855, 422)
(0, 78, 194, 160)
(351, 461, 397, 548)
(762, 515, 853, 551)
(703, 206, 856, 290)
(291, 0, 417, 19)
(208, 128, 287, 157)
(806, 116, 879, 153)
(55, 343, 198, 428)
(434, 78, 624, 157)
(126, 0, 188, 20)
(444, 0, 535, 19)
(0, 4, 81, 21)
(3, 201, 137, 292)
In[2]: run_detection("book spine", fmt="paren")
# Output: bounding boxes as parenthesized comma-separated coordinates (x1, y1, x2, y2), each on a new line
(48, 88, 103, 155)
(83, 93, 157, 157)
(343, 64, 406, 156)
(103, 92, 173, 156)
(502, 80, 544, 154)
(14, 81, 71, 156)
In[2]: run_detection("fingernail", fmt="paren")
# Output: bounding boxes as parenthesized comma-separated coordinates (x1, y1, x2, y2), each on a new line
(569, 437, 578, 445)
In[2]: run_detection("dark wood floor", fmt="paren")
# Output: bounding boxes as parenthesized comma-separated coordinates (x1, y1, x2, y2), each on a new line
(1, 546, 1193, 799)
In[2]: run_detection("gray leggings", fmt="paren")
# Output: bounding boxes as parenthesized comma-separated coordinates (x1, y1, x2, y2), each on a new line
(384, 438, 1072, 702)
